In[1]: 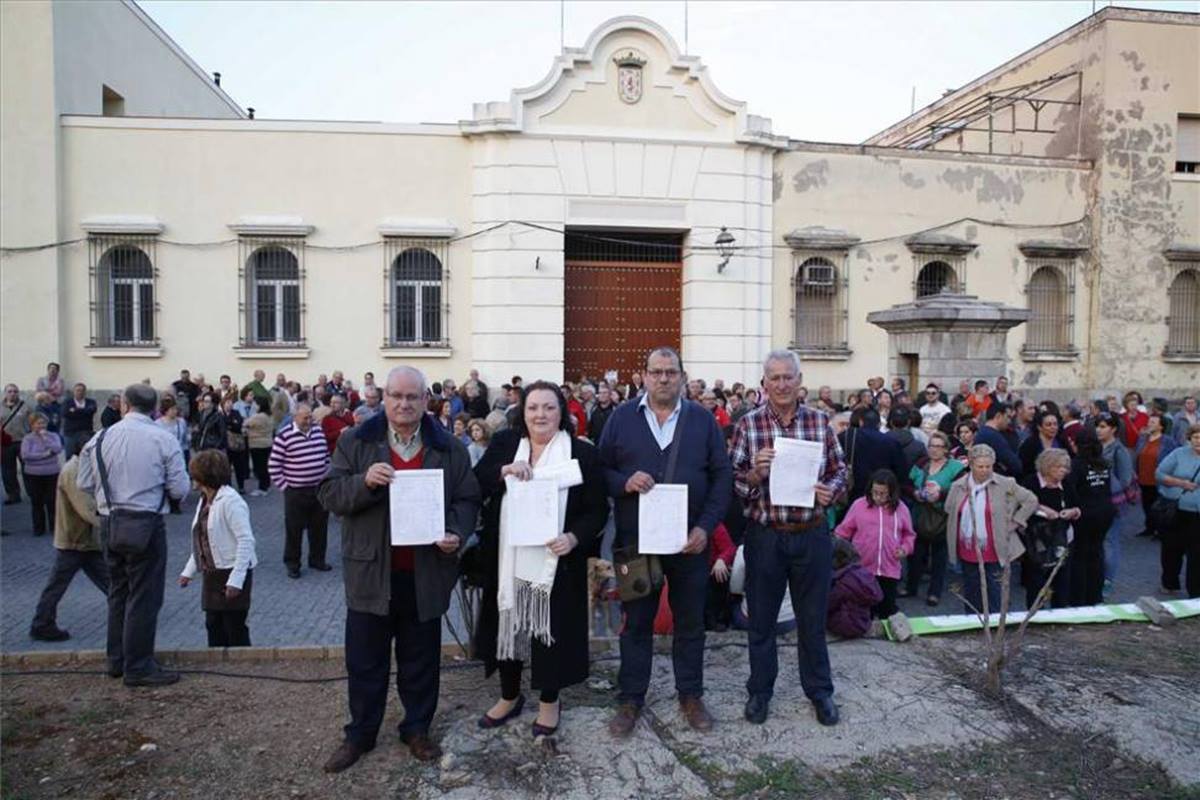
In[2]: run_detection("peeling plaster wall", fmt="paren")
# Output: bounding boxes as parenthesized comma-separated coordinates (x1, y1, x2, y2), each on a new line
(1087, 19, 1200, 393)
(847, 11, 1200, 398)
(772, 147, 1089, 392)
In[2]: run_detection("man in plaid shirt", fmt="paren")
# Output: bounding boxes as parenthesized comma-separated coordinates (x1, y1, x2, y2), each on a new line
(729, 349, 848, 727)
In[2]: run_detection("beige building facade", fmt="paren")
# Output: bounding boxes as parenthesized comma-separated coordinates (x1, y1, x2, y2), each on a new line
(1, 3, 1197, 398)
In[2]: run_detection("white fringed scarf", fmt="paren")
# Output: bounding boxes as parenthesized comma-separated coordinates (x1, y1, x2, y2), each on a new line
(496, 430, 580, 660)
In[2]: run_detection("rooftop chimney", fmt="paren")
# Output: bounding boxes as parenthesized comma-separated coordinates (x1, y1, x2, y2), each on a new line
(247, 107, 255, 119)
(213, 72, 221, 86)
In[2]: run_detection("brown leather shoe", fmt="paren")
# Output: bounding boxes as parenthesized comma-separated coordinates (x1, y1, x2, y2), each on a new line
(679, 696, 714, 732)
(400, 732, 442, 762)
(608, 703, 640, 738)
(323, 740, 366, 773)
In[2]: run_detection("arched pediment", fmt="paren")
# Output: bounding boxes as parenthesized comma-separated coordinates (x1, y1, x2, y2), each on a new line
(461, 16, 784, 147)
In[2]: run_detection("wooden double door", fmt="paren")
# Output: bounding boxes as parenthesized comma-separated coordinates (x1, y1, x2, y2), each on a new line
(563, 258, 681, 384)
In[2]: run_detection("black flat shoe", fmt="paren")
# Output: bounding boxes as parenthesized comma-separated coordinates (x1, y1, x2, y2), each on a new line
(532, 701, 560, 738)
(478, 694, 525, 729)
(744, 695, 770, 725)
(29, 626, 70, 642)
(309, 562, 333, 572)
(813, 696, 840, 726)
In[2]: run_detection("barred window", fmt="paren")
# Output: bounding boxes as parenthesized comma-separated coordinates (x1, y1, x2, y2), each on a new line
(239, 240, 305, 347)
(1024, 264, 1074, 353)
(89, 238, 157, 347)
(793, 256, 846, 351)
(915, 260, 959, 297)
(1166, 268, 1200, 356)
(384, 238, 449, 347)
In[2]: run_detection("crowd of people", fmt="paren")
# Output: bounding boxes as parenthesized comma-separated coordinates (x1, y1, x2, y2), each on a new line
(1, 355, 1197, 772)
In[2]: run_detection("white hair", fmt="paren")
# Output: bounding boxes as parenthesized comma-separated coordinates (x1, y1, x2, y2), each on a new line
(386, 366, 428, 394)
(762, 348, 801, 377)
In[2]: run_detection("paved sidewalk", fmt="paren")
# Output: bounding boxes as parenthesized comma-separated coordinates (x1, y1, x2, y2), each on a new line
(1, 486, 1174, 655)
(1, 487, 471, 655)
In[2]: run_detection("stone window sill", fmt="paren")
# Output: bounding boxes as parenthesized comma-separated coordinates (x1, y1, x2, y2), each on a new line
(380, 346, 453, 359)
(790, 346, 852, 361)
(86, 346, 164, 358)
(1162, 352, 1200, 363)
(232, 347, 311, 359)
(1020, 348, 1079, 362)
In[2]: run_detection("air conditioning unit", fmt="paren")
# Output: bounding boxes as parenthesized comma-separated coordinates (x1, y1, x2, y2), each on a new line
(802, 262, 836, 291)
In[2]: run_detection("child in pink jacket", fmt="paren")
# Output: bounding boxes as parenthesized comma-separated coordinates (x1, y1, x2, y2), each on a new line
(834, 469, 916, 618)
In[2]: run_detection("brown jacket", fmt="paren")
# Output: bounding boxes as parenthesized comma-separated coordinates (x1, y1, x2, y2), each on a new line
(54, 457, 100, 551)
(944, 472, 1038, 566)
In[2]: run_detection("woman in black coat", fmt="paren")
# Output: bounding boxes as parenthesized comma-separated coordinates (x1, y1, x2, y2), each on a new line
(1067, 429, 1115, 606)
(1018, 447, 1081, 609)
(473, 380, 608, 737)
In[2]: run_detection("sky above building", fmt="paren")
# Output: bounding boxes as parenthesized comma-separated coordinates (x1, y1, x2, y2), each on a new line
(140, 0, 1197, 142)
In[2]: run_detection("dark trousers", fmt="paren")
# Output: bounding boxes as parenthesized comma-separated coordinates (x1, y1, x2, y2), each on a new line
(705, 576, 731, 630)
(1, 444, 21, 501)
(960, 559, 1002, 615)
(1069, 546, 1105, 606)
(617, 548, 708, 705)
(344, 571, 441, 748)
(872, 576, 898, 618)
(283, 486, 328, 568)
(31, 548, 111, 631)
(250, 448, 271, 491)
(499, 659, 559, 703)
(64, 430, 93, 459)
(102, 516, 167, 678)
(905, 536, 947, 599)
(206, 610, 251, 647)
(1023, 555, 1072, 609)
(1140, 484, 1160, 536)
(24, 473, 58, 534)
(743, 522, 834, 702)
(1164, 510, 1200, 597)
(229, 449, 250, 491)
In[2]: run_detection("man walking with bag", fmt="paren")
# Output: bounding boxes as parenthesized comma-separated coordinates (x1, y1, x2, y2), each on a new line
(597, 347, 731, 736)
(78, 384, 190, 687)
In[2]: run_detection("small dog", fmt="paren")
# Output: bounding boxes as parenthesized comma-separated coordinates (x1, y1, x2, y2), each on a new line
(587, 558, 621, 638)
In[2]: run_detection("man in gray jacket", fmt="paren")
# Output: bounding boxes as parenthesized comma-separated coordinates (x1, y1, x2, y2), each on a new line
(320, 366, 480, 772)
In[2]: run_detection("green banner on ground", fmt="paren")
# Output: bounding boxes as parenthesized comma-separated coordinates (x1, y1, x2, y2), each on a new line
(886, 599, 1200, 640)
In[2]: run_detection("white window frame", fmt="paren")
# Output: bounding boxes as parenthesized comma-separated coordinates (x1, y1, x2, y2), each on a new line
(384, 237, 450, 348)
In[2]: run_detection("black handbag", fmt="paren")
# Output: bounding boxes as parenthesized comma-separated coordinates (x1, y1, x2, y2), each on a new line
(912, 466, 947, 542)
(614, 402, 689, 602)
(1151, 464, 1200, 529)
(95, 428, 166, 556)
(1021, 515, 1070, 570)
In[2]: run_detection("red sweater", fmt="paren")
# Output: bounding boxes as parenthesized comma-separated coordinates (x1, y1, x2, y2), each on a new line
(321, 411, 355, 453)
(389, 448, 424, 572)
(567, 399, 587, 437)
(707, 523, 736, 569)
(1121, 410, 1148, 449)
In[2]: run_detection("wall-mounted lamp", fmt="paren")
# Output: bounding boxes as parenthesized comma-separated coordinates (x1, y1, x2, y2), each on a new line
(715, 226, 735, 273)
(534, 256, 541, 270)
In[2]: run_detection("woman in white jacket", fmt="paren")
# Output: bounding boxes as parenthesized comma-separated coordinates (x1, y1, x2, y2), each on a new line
(179, 450, 258, 647)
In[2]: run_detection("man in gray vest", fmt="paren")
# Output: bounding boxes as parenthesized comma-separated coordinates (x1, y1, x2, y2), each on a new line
(78, 384, 190, 687)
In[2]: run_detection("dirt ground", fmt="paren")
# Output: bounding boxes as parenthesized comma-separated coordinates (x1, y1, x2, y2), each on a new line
(2, 621, 1197, 800)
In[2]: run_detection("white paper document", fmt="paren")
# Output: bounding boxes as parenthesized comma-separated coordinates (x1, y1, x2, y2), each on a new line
(531, 458, 583, 490)
(389, 469, 445, 546)
(770, 437, 823, 508)
(504, 476, 562, 546)
(638, 484, 688, 554)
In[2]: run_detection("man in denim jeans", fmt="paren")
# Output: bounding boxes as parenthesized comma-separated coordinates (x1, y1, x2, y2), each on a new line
(729, 349, 848, 726)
